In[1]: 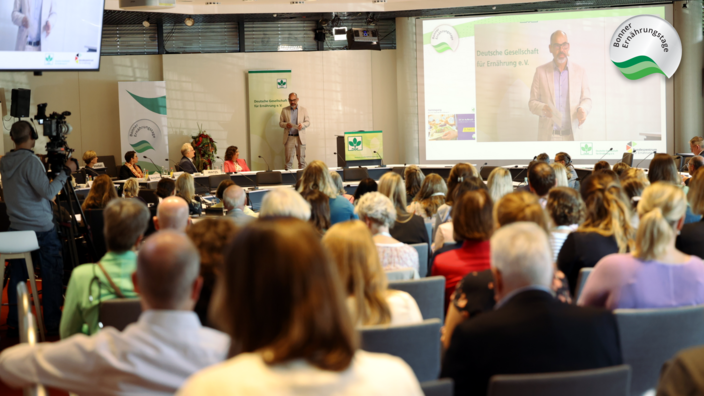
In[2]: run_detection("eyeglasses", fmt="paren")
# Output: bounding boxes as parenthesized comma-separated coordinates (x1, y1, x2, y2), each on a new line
(289, 98, 298, 102)
(551, 42, 570, 50)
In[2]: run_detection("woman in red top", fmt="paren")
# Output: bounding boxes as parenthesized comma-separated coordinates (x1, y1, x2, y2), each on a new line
(223, 146, 250, 173)
(431, 189, 493, 310)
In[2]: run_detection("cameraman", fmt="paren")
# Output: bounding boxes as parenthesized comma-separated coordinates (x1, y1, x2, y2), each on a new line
(0, 121, 76, 336)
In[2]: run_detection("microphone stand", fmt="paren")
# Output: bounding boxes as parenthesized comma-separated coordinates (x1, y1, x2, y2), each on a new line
(334, 152, 347, 169)
(596, 148, 614, 162)
(635, 150, 656, 168)
(143, 156, 165, 174)
(373, 151, 386, 168)
(258, 155, 272, 172)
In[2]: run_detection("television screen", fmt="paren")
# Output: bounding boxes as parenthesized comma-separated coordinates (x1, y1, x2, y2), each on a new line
(0, 0, 105, 71)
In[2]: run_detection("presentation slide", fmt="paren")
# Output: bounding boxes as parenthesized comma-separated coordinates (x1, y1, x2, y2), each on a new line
(0, 0, 104, 70)
(420, 6, 669, 162)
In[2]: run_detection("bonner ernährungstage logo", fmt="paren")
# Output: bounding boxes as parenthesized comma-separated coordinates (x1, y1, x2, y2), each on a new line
(610, 15, 682, 80)
(431, 25, 459, 54)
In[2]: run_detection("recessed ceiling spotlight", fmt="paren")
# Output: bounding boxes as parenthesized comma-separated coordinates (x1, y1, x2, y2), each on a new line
(290, 1, 305, 4)
(184, 17, 195, 26)
(143, 17, 150, 28)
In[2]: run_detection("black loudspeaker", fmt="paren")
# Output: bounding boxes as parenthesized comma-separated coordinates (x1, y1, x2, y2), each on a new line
(10, 88, 31, 118)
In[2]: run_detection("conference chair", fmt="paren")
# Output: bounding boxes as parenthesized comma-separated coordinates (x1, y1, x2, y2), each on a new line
(343, 167, 369, 182)
(574, 168, 592, 181)
(386, 268, 417, 281)
(615, 305, 704, 396)
(85, 209, 108, 260)
(410, 243, 429, 277)
(208, 174, 231, 190)
(621, 152, 634, 167)
(256, 171, 283, 185)
(425, 222, 432, 245)
(393, 166, 406, 177)
(96, 155, 118, 178)
(99, 298, 143, 331)
(487, 365, 631, 396)
(480, 165, 498, 181)
(673, 156, 683, 172)
(360, 319, 442, 382)
(138, 189, 160, 206)
(295, 170, 304, 181)
(574, 268, 593, 302)
(388, 276, 445, 321)
(17, 283, 47, 396)
(0, 231, 46, 341)
(420, 378, 454, 396)
(73, 170, 87, 184)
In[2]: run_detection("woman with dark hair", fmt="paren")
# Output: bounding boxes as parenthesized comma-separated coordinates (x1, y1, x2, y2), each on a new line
(155, 178, 176, 202)
(353, 178, 378, 203)
(178, 218, 422, 395)
(648, 153, 681, 185)
(223, 146, 250, 173)
(81, 174, 119, 211)
(554, 151, 578, 189)
(404, 165, 425, 202)
(433, 177, 487, 251)
(119, 151, 144, 180)
(301, 189, 331, 236)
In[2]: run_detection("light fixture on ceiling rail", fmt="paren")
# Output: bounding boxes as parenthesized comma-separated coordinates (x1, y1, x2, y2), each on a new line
(290, 1, 305, 4)
(184, 16, 195, 26)
(142, 16, 150, 27)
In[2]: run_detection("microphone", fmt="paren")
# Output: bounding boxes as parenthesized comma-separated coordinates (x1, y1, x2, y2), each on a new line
(236, 172, 259, 190)
(334, 152, 347, 169)
(373, 151, 386, 168)
(597, 148, 613, 162)
(635, 149, 657, 169)
(479, 162, 488, 178)
(258, 155, 272, 172)
(143, 155, 164, 174)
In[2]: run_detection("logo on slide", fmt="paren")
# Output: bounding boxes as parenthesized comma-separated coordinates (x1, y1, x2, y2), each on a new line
(44, 54, 54, 66)
(430, 25, 459, 54)
(75, 54, 80, 64)
(580, 143, 594, 155)
(277, 79, 287, 89)
(128, 119, 161, 153)
(626, 141, 637, 153)
(348, 136, 363, 151)
(610, 15, 682, 80)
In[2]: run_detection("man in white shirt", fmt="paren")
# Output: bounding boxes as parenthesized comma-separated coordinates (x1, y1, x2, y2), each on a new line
(0, 231, 230, 396)
(12, 0, 57, 51)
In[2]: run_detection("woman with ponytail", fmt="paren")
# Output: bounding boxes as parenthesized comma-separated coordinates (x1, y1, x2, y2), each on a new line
(557, 172, 635, 295)
(579, 182, 704, 309)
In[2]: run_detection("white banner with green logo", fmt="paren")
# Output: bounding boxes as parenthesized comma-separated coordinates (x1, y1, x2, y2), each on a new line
(118, 81, 169, 174)
(247, 70, 292, 171)
(344, 131, 383, 161)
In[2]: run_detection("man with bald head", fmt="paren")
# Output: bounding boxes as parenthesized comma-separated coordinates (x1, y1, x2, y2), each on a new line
(279, 92, 311, 170)
(223, 185, 253, 227)
(154, 195, 190, 231)
(0, 231, 230, 395)
(529, 30, 592, 141)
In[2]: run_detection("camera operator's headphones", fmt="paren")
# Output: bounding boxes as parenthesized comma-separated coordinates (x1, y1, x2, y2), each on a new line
(10, 120, 39, 141)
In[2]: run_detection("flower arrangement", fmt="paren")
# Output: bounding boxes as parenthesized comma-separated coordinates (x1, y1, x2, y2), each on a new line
(191, 123, 217, 171)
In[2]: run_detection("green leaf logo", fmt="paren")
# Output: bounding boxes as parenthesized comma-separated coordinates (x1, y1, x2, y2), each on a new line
(580, 142, 594, 155)
(45, 55, 53, 62)
(131, 140, 155, 153)
(348, 136, 363, 151)
(277, 79, 287, 89)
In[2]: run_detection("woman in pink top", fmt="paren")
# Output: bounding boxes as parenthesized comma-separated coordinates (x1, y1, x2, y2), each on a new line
(223, 146, 250, 173)
(579, 182, 704, 309)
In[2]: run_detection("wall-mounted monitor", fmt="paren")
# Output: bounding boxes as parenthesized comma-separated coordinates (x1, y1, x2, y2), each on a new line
(0, 0, 106, 71)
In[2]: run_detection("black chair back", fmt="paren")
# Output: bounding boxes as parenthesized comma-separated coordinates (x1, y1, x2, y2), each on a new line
(343, 167, 369, 182)
(621, 152, 634, 167)
(487, 365, 631, 396)
(99, 298, 142, 331)
(256, 171, 283, 185)
(96, 156, 118, 178)
(209, 174, 232, 190)
(575, 168, 592, 181)
(421, 379, 454, 396)
(85, 209, 107, 259)
(0, 202, 10, 232)
(480, 166, 498, 181)
(138, 189, 160, 206)
(73, 171, 87, 184)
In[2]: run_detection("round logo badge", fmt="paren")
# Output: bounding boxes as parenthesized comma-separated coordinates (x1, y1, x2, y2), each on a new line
(128, 119, 161, 153)
(431, 24, 460, 54)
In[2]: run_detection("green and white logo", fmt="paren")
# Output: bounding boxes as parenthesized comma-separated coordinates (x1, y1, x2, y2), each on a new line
(277, 79, 287, 89)
(44, 54, 54, 65)
(610, 15, 682, 80)
(348, 136, 363, 151)
(580, 142, 594, 155)
(430, 24, 459, 54)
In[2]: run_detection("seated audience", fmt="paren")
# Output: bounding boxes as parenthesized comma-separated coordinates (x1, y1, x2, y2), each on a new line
(223, 145, 250, 173)
(123, 178, 146, 205)
(547, 187, 584, 262)
(301, 189, 332, 236)
(60, 199, 149, 338)
(692, 136, 704, 155)
(432, 189, 492, 310)
(622, 178, 646, 228)
(435, 163, 477, 227)
(187, 218, 236, 328)
(353, 177, 378, 203)
(678, 169, 704, 257)
(81, 174, 118, 211)
(433, 177, 487, 251)
(223, 185, 254, 227)
(558, 172, 634, 295)
(551, 162, 569, 187)
(593, 160, 611, 174)
(176, 173, 202, 216)
(322, 220, 422, 326)
(156, 178, 176, 202)
(487, 167, 512, 203)
(404, 165, 425, 202)
(330, 171, 355, 203)
(621, 167, 650, 185)
(580, 182, 704, 309)
(554, 152, 578, 189)
(210, 179, 235, 208)
(82, 150, 100, 177)
(260, 187, 311, 220)
(154, 196, 191, 232)
(298, 160, 357, 225)
(658, 345, 704, 395)
(441, 222, 622, 396)
(0, 231, 230, 395)
(612, 162, 631, 178)
(650, 153, 701, 224)
(179, 143, 198, 174)
(378, 172, 429, 245)
(528, 162, 556, 207)
(119, 151, 144, 180)
(177, 218, 422, 396)
(685, 155, 704, 186)
(407, 173, 447, 221)
(355, 192, 420, 274)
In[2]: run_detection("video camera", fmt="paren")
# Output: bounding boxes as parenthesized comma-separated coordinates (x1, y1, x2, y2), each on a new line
(35, 103, 74, 176)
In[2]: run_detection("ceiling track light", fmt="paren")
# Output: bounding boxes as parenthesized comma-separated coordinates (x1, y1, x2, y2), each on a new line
(184, 17, 195, 26)
(142, 16, 150, 27)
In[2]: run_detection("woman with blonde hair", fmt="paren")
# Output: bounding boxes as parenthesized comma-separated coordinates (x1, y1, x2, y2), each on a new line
(621, 168, 650, 186)
(82, 150, 100, 177)
(486, 167, 512, 204)
(322, 221, 422, 326)
(176, 173, 202, 216)
(298, 160, 357, 225)
(81, 174, 118, 211)
(551, 162, 569, 188)
(580, 182, 704, 309)
(408, 174, 447, 221)
(404, 165, 425, 202)
(378, 172, 429, 245)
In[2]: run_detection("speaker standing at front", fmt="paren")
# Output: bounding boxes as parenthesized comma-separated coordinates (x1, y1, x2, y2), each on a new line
(279, 92, 310, 170)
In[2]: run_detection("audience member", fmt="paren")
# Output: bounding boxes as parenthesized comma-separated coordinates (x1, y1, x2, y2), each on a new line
(156, 178, 176, 202)
(621, 167, 650, 185)
(211, 179, 235, 208)
(355, 192, 420, 274)
(649, 153, 701, 224)
(223, 185, 253, 227)
(260, 187, 311, 220)
(322, 220, 422, 326)
(528, 162, 556, 206)
(435, 163, 477, 226)
(592, 161, 610, 174)
(441, 222, 623, 396)
(81, 174, 118, 211)
(432, 189, 493, 310)
(558, 173, 634, 295)
(82, 150, 100, 177)
(685, 155, 704, 186)
(60, 199, 149, 338)
(330, 171, 355, 203)
(404, 165, 426, 202)
(301, 189, 332, 236)
(176, 173, 202, 216)
(178, 218, 422, 395)
(536, 153, 550, 163)
(123, 177, 146, 205)
(657, 345, 704, 395)
(487, 167, 512, 203)
(407, 173, 447, 221)
(154, 196, 191, 232)
(433, 177, 487, 251)
(0, 231, 230, 395)
(187, 218, 236, 328)
(378, 172, 429, 245)
(119, 151, 144, 180)
(554, 152, 578, 188)
(298, 160, 357, 225)
(612, 162, 631, 178)
(223, 146, 250, 173)
(677, 168, 704, 260)
(580, 182, 704, 309)
(179, 143, 198, 174)
(547, 187, 584, 262)
(622, 178, 646, 228)
(353, 177, 378, 203)
(691, 136, 704, 156)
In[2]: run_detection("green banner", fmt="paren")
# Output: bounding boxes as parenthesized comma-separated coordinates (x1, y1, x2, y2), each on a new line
(247, 70, 292, 170)
(344, 131, 383, 161)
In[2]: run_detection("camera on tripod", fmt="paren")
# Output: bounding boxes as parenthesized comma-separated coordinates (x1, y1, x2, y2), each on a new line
(35, 103, 74, 176)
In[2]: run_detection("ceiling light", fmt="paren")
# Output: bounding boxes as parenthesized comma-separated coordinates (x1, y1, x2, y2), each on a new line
(142, 17, 150, 28)
(278, 45, 303, 51)
(184, 17, 195, 26)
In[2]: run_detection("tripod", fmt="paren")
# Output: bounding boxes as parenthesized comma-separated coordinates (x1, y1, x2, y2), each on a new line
(54, 173, 98, 270)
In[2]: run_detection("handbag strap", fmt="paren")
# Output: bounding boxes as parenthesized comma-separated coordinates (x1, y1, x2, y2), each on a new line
(97, 262, 125, 299)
